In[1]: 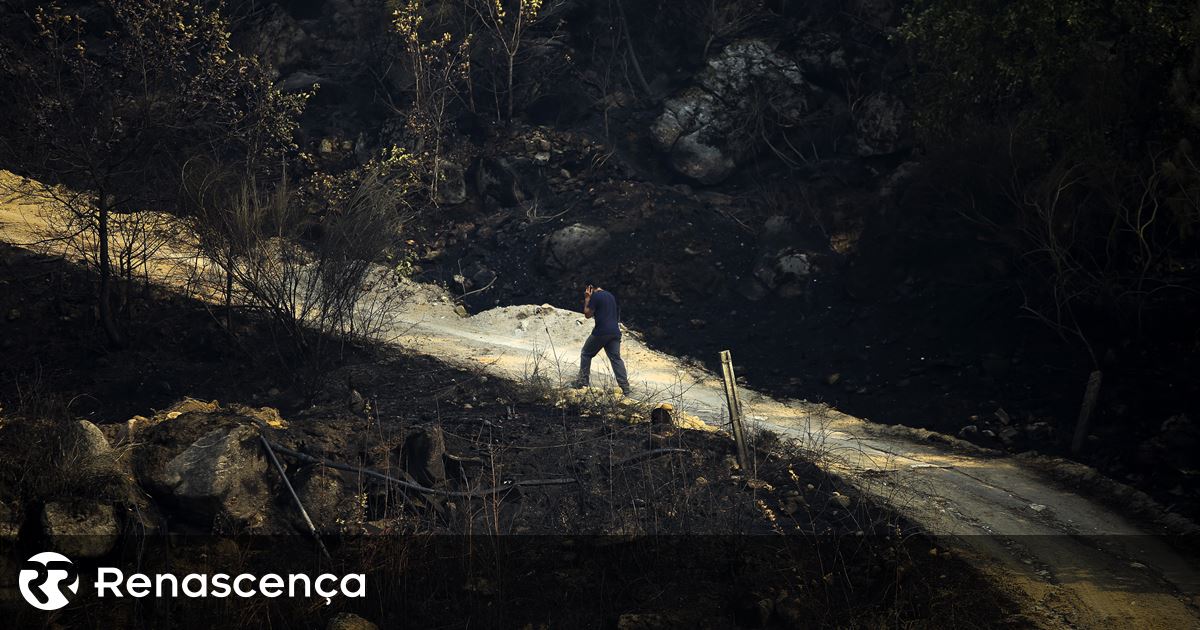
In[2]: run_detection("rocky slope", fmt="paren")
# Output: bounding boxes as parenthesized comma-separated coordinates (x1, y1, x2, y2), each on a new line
(0, 242, 1012, 628)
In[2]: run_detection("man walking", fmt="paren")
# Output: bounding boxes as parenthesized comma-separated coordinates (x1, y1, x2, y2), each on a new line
(573, 283, 630, 395)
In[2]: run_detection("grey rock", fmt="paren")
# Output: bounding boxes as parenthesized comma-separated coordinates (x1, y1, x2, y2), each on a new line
(156, 425, 270, 524)
(754, 248, 815, 298)
(400, 426, 447, 488)
(278, 71, 324, 93)
(544, 223, 610, 270)
(651, 39, 818, 183)
(71, 420, 111, 460)
(669, 131, 737, 184)
(42, 501, 118, 559)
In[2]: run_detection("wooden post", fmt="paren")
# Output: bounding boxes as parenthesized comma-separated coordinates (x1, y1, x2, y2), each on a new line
(1071, 370, 1103, 455)
(719, 350, 750, 471)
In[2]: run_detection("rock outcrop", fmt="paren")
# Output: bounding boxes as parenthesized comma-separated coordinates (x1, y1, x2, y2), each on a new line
(153, 425, 270, 525)
(651, 40, 820, 184)
(132, 401, 282, 526)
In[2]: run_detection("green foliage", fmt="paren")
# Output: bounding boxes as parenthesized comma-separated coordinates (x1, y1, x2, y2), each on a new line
(0, 0, 308, 344)
(900, 0, 1200, 353)
(899, 0, 1198, 142)
(390, 0, 472, 204)
(0, 0, 307, 207)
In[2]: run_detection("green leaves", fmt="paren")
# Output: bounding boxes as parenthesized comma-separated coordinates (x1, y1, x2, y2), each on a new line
(900, 0, 1198, 142)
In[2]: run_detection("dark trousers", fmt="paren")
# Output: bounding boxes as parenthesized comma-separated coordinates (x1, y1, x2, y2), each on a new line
(577, 333, 630, 390)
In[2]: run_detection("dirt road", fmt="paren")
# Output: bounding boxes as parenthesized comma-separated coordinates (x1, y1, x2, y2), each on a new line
(3, 176, 1198, 628)
(384, 291, 1200, 629)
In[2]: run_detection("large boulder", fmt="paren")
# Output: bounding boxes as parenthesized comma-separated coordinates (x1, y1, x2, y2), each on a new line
(71, 420, 111, 459)
(544, 224, 610, 270)
(149, 425, 270, 525)
(651, 40, 821, 184)
(65, 419, 116, 474)
(42, 501, 118, 559)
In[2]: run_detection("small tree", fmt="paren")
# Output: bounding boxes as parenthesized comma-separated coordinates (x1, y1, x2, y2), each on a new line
(187, 150, 418, 384)
(899, 0, 1200, 355)
(0, 0, 305, 345)
(468, 0, 558, 121)
(392, 0, 473, 204)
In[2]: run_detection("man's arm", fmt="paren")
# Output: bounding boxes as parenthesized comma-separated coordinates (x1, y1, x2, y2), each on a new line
(583, 285, 595, 318)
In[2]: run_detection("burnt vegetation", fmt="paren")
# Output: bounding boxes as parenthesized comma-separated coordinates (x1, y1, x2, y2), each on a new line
(0, 0, 1197, 627)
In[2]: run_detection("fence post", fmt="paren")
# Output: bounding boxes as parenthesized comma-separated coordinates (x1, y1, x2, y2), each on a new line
(1071, 370, 1103, 455)
(719, 350, 750, 472)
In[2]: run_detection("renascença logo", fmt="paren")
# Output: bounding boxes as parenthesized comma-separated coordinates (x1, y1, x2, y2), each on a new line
(20, 551, 80, 611)
(17, 552, 366, 610)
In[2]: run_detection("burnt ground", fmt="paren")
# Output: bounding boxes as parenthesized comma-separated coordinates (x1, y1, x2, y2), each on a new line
(0, 243, 1019, 627)
(401, 122, 1200, 522)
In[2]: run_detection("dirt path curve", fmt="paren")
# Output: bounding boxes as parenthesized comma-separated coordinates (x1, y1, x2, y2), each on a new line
(386, 291, 1200, 629)
(2, 176, 1197, 628)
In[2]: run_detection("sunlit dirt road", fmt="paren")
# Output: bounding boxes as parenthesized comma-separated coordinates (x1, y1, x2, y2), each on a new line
(3, 173, 1198, 628)
(385, 294, 1200, 629)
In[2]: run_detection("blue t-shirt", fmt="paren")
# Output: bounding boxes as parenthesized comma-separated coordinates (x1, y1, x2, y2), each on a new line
(589, 290, 620, 336)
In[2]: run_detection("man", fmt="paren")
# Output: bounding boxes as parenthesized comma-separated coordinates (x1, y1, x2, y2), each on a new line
(573, 283, 631, 395)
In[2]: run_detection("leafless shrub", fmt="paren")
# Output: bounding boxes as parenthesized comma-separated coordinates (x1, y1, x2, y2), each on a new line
(465, 0, 567, 121)
(1002, 149, 1200, 362)
(187, 165, 411, 383)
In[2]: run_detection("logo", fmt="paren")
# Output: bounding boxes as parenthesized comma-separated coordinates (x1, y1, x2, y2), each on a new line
(15, 550, 365, 609)
(19, 552, 80, 611)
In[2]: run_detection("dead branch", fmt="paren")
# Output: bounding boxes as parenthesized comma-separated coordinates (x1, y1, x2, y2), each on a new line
(259, 435, 331, 559)
(266, 441, 577, 498)
(614, 448, 690, 467)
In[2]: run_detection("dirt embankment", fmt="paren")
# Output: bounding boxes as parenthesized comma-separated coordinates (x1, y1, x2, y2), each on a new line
(0, 240, 1015, 628)
(3, 176, 1199, 627)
